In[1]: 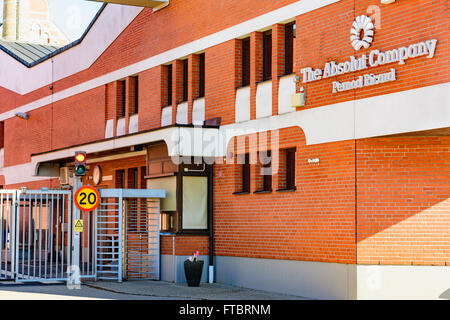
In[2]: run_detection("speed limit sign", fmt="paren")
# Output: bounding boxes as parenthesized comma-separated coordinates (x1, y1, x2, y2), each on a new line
(74, 186, 100, 212)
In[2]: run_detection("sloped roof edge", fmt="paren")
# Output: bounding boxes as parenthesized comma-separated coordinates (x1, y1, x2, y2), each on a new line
(0, 3, 107, 68)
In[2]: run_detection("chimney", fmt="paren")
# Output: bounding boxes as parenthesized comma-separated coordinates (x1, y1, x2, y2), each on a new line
(2, 0, 18, 41)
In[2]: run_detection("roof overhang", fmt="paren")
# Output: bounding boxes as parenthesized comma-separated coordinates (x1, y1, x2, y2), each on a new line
(87, 0, 169, 9)
(32, 125, 222, 177)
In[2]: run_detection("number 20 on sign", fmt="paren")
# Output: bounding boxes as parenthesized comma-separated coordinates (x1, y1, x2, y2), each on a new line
(74, 186, 100, 212)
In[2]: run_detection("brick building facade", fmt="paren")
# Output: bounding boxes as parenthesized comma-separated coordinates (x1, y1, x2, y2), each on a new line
(0, 0, 448, 299)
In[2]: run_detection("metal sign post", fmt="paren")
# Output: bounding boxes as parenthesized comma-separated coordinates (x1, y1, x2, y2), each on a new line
(69, 175, 82, 289)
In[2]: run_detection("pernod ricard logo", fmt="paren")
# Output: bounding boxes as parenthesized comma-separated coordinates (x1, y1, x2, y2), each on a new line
(350, 15, 374, 50)
(300, 15, 438, 93)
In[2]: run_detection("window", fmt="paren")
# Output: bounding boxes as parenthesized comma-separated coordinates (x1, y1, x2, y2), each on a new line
(115, 169, 125, 188)
(286, 148, 296, 190)
(182, 59, 188, 102)
(133, 76, 139, 114)
(242, 37, 251, 87)
(285, 22, 296, 75)
(263, 30, 272, 81)
(199, 53, 205, 98)
(277, 148, 296, 191)
(167, 64, 173, 106)
(127, 168, 138, 189)
(147, 176, 177, 233)
(241, 153, 250, 193)
(260, 151, 272, 192)
(118, 80, 126, 118)
(140, 166, 146, 189)
(182, 176, 208, 230)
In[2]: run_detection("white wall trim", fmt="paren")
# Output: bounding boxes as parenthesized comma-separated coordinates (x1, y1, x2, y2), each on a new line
(357, 265, 450, 300)
(0, 0, 341, 121)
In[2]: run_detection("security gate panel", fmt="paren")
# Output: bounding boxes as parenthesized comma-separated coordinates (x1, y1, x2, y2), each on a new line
(95, 194, 122, 281)
(15, 190, 72, 282)
(124, 198, 160, 280)
(0, 188, 164, 283)
(0, 191, 16, 280)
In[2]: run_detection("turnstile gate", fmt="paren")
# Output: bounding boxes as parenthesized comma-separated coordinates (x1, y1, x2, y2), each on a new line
(0, 188, 164, 283)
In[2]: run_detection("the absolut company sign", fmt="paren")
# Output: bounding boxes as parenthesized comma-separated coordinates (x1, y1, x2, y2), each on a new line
(300, 15, 438, 93)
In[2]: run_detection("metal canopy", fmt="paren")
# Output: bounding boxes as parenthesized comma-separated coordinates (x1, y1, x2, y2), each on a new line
(87, 0, 169, 8)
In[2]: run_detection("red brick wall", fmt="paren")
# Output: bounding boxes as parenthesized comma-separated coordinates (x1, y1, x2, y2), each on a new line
(356, 136, 450, 266)
(161, 235, 209, 256)
(214, 127, 357, 263)
(297, 0, 449, 109)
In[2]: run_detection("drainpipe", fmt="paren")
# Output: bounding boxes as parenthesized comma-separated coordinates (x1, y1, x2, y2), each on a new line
(208, 164, 214, 283)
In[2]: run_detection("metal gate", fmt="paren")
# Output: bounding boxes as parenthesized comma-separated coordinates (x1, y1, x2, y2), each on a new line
(0, 189, 73, 282)
(95, 189, 162, 282)
(0, 190, 17, 280)
(0, 188, 164, 283)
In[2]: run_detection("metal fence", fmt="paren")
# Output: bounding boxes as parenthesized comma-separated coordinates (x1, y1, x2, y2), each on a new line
(0, 188, 163, 283)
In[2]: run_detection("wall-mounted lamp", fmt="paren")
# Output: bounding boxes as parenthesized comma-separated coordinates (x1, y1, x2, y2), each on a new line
(380, 0, 396, 4)
(291, 86, 306, 108)
(15, 112, 29, 120)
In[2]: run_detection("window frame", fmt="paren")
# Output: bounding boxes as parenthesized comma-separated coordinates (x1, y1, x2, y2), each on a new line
(133, 76, 139, 114)
(262, 30, 272, 81)
(241, 37, 251, 87)
(118, 80, 126, 118)
(284, 22, 296, 75)
(167, 64, 173, 106)
(199, 53, 205, 98)
(182, 59, 189, 102)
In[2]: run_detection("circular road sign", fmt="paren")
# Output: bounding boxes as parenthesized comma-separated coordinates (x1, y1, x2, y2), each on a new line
(74, 186, 100, 212)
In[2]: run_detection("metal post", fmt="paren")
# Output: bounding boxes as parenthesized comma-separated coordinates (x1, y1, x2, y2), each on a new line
(118, 190, 123, 283)
(71, 176, 82, 287)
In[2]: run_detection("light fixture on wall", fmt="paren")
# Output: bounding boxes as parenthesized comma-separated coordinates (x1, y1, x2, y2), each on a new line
(15, 112, 29, 120)
(291, 86, 306, 108)
(380, 0, 396, 4)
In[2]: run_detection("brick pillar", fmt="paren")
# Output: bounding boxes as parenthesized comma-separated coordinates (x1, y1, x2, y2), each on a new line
(172, 60, 184, 125)
(188, 54, 200, 124)
(250, 32, 263, 120)
(272, 24, 285, 116)
(234, 39, 243, 89)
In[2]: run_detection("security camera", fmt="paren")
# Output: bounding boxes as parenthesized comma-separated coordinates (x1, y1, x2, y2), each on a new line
(15, 112, 29, 120)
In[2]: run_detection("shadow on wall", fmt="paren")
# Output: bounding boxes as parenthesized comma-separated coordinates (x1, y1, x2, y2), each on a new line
(439, 289, 450, 300)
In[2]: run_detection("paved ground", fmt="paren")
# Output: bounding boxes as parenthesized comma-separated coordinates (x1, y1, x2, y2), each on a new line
(85, 280, 309, 300)
(0, 280, 309, 300)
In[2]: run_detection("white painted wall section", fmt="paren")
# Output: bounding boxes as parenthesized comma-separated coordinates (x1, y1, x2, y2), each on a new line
(161, 106, 172, 127)
(256, 80, 272, 119)
(105, 119, 114, 139)
(278, 74, 297, 114)
(129, 114, 139, 134)
(235, 86, 251, 123)
(192, 98, 205, 126)
(116, 117, 126, 136)
(357, 265, 450, 300)
(176, 102, 188, 125)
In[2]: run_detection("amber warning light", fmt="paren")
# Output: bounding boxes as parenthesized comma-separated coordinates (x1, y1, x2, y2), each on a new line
(74, 151, 87, 176)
